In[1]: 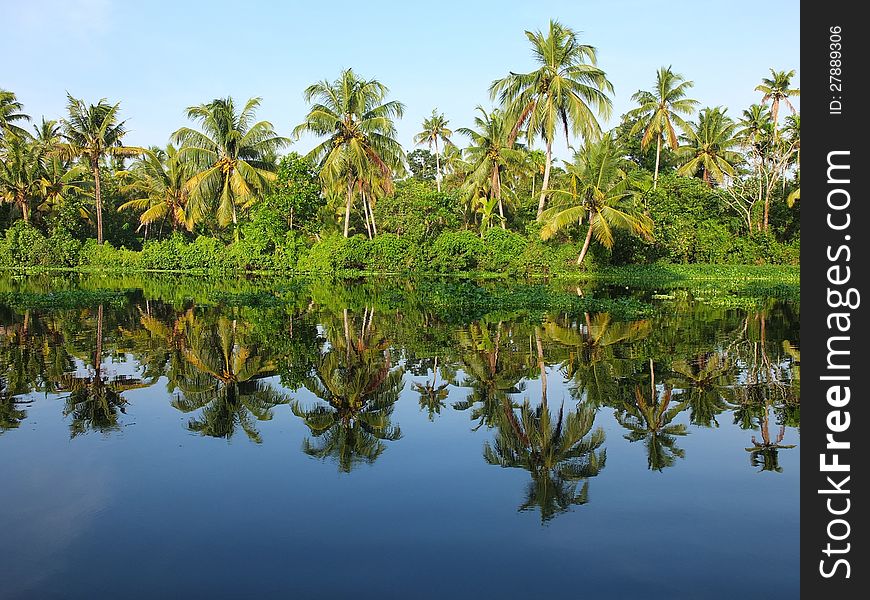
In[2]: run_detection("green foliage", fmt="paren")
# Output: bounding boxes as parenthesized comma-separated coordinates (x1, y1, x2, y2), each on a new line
(373, 180, 459, 242)
(429, 230, 487, 273)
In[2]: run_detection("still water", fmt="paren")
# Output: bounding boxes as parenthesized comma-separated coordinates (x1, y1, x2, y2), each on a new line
(0, 277, 799, 599)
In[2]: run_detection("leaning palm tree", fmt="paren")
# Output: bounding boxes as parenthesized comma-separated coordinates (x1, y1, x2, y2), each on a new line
(293, 69, 406, 237)
(60, 94, 142, 243)
(490, 19, 613, 218)
(173, 97, 288, 237)
(755, 69, 799, 137)
(458, 107, 526, 228)
(540, 133, 653, 266)
(413, 110, 454, 192)
(118, 144, 192, 234)
(626, 66, 698, 188)
(676, 107, 742, 186)
(0, 89, 30, 140)
(0, 134, 41, 223)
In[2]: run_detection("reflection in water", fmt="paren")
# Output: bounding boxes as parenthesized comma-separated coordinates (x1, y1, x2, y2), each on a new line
(171, 315, 288, 443)
(484, 400, 606, 522)
(291, 309, 403, 471)
(0, 283, 800, 483)
(615, 359, 688, 472)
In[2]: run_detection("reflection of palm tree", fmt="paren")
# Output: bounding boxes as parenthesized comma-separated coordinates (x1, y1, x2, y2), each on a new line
(57, 304, 147, 437)
(745, 406, 795, 473)
(0, 377, 31, 433)
(616, 359, 688, 471)
(172, 316, 286, 442)
(484, 399, 606, 522)
(670, 353, 733, 427)
(413, 356, 449, 421)
(453, 321, 525, 430)
(291, 346, 403, 472)
(545, 313, 650, 406)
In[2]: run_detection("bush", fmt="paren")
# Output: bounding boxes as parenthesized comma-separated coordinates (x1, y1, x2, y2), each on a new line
(429, 230, 486, 273)
(480, 228, 527, 272)
(366, 233, 420, 272)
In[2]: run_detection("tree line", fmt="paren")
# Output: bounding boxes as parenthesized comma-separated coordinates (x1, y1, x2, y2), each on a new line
(1, 19, 799, 269)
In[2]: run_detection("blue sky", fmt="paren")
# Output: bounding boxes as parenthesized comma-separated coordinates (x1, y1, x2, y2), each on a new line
(2, 0, 799, 161)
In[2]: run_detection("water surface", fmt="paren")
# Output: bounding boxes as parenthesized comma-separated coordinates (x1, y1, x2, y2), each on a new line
(0, 277, 800, 598)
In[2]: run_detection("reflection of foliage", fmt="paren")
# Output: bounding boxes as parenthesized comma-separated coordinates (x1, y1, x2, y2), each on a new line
(745, 407, 796, 473)
(670, 352, 733, 427)
(0, 378, 31, 433)
(292, 346, 403, 472)
(485, 400, 606, 523)
(453, 320, 526, 430)
(171, 315, 286, 442)
(59, 373, 140, 437)
(616, 360, 688, 471)
(413, 357, 449, 421)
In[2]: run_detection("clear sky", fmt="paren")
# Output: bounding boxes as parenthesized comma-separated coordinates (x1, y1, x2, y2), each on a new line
(2, 0, 799, 161)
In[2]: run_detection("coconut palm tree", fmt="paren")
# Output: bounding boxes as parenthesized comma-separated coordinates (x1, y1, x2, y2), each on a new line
(118, 144, 192, 234)
(755, 69, 800, 137)
(626, 67, 698, 188)
(413, 356, 450, 421)
(676, 107, 742, 186)
(458, 107, 526, 228)
(413, 110, 454, 192)
(540, 133, 652, 266)
(0, 89, 29, 140)
(293, 69, 406, 237)
(484, 399, 606, 522)
(0, 134, 41, 223)
(490, 19, 613, 218)
(37, 155, 87, 216)
(172, 97, 287, 238)
(59, 94, 142, 243)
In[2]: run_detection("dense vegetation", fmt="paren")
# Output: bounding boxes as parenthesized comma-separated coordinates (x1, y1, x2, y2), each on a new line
(1, 21, 799, 275)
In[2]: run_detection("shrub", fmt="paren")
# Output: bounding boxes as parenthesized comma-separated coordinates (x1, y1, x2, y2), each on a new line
(366, 233, 420, 272)
(480, 228, 527, 272)
(429, 230, 486, 273)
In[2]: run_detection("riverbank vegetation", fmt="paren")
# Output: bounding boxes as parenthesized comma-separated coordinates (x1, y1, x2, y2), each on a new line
(1, 20, 799, 276)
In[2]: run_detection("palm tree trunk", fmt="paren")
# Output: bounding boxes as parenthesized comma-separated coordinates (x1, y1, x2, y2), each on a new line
(369, 194, 378, 237)
(537, 141, 553, 219)
(18, 194, 29, 223)
(576, 213, 594, 266)
(362, 190, 373, 239)
(95, 304, 104, 379)
(495, 171, 506, 230)
(93, 161, 104, 244)
(653, 136, 662, 189)
(344, 176, 353, 238)
(434, 138, 441, 193)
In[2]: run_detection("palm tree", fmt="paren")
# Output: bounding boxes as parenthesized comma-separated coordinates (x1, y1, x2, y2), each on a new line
(676, 107, 741, 186)
(484, 399, 606, 522)
(755, 69, 799, 137)
(118, 144, 192, 234)
(458, 107, 526, 228)
(0, 89, 29, 140)
(627, 67, 698, 188)
(490, 19, 613, 218)
(60, 94, 142, 243)
(540, 133, 652, 266)
(37, 155, 87, 216)
(293, 69, 406, 237)
(0, 134, 41, 223)
(413, 110, 454, 192)
(413, 356, 450, 421)
(172, 97, 288, 237)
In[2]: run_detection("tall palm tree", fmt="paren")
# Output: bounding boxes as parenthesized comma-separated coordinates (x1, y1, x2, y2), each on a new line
(293, 69, 406, 237)
(172, 97, 288, 237)
(0, 134, 41, 223)
(0, 89, 30, 140)
(676, 107, 741, 186)
(490, 19, 613, 218)
(540, 133, 653, 266)
(118, 144, 192, 234)
(60, 94, 142, 243)
(413, 110, 454, 192)
(627, 66, 698, 188)
(37, 155, 87, 216)
(458, 107, 526, 228)
(755, 69, 799, 137)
